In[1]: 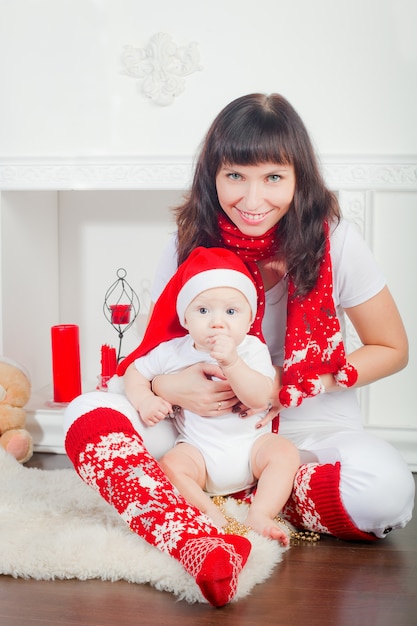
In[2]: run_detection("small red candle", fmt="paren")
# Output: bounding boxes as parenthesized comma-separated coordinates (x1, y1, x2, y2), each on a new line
(98, 344, 117, 389)
(51, 324, 82, 403)
(110, 304, 131, 324)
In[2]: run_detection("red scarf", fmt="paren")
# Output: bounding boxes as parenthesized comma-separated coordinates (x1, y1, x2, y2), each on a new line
(216, 213, 278, 343)
(218, 213, 358, 408)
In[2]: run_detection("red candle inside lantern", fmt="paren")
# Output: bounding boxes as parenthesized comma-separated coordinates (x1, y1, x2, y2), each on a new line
(51, 324, 82, 403)
(110, 304, 131, 324)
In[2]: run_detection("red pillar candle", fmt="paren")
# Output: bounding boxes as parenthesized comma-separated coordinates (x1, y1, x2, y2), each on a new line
(110, 304, 131, 324)
(51, 324, 82, 403)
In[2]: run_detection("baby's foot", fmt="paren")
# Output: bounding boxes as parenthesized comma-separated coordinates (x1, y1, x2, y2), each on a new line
(245, 511, 290, 546)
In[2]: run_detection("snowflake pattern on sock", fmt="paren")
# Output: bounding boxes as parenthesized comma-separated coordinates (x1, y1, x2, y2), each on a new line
(77, 431, 217, 557)
(281, 463, 331, 534)
(180, 537, 243, 602)
(65, 408, 254, 605)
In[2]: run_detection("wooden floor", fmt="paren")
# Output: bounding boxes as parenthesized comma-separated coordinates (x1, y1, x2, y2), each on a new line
(1, 453, 416, 626)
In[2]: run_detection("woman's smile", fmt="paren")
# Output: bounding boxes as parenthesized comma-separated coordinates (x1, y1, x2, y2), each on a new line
(216, 162, 296, 235)
(237, 209, 273, 224)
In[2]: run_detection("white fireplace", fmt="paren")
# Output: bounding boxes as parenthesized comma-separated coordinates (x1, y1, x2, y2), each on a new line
(1, 155, 417, 469)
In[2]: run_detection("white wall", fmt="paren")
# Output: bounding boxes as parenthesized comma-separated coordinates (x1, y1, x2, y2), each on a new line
(0, 1, 416, 462)
(0, 0, 416, 158)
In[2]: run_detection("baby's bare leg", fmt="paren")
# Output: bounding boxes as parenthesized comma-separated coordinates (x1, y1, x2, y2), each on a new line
(159, 443, 228, 529)
(246, 434, 300, 545)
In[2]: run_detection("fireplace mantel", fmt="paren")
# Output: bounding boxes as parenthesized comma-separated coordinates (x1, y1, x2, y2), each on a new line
(1, 155, 417, 191)
(1, 154, 417, 468)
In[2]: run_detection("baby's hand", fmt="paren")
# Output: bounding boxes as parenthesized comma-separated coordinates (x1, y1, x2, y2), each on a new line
(209, 334, 238, 368)
(139, 395, 172, 427)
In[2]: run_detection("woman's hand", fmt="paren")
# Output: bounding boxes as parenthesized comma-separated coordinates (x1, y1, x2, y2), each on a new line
(253, 398, 283, 429)
(152, 362, 240, 417)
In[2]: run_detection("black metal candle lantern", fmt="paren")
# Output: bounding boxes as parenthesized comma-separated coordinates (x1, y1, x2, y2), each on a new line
(103, 268, 140, 362)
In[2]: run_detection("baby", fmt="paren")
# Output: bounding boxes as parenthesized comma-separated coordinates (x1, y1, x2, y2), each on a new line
(124, 247, 300, 544)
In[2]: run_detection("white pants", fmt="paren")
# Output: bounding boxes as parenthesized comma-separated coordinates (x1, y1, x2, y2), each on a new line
(279, 421, 415, 538)
(64, 391, 415, 538)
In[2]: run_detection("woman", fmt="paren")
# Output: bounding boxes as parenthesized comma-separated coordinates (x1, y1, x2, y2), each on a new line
(64, 93, 415, 605)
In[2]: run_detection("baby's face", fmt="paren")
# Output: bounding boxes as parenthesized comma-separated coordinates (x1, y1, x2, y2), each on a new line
(183, 286, 253, 351)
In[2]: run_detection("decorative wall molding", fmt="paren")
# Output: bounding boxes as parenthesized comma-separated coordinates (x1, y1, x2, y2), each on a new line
(0, 156, 193, 190)
(121, 33, 202, 106)
(1, 156, 416, 191)
(322, 157, 417, 190)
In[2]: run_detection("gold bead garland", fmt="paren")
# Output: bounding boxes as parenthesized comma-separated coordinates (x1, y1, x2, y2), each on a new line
(212, 496, 251, 536)
(212, 495, 320, 543)
(274, 516, 321, 543)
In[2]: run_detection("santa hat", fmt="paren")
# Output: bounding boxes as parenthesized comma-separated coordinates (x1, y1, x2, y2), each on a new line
(176, 264, 257, 327)
(117, 247, 260, 375)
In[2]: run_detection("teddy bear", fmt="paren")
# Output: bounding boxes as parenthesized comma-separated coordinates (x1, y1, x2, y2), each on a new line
(0, 357, 33, 463)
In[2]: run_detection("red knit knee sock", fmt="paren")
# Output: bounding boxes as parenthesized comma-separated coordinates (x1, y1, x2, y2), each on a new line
(281, 462, 377, 542)
(65, 408, 251, 606)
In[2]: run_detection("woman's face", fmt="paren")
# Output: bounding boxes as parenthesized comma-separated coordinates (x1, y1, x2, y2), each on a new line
(215, 162, 296, 236)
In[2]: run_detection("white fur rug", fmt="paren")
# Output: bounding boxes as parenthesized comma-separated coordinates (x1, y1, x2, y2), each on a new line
(0, 449, 287, 603)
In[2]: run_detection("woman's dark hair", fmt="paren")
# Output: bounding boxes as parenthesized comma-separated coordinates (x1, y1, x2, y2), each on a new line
(174, 93, 340, 295)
